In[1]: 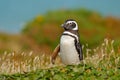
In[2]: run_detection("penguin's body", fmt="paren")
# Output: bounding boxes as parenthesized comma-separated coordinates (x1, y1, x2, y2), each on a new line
(51, 19, 83, 65)
(60, 31, 80, 64)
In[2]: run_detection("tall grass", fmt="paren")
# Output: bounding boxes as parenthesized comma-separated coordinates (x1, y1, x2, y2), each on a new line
(0, 39, 120, 75)
(0, 52, 51, 74)
(83, 38, 120, 71)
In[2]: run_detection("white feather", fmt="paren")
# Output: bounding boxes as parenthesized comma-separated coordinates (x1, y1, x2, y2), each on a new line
(63, 31, 79, 41)
(59, 32, 80, 65)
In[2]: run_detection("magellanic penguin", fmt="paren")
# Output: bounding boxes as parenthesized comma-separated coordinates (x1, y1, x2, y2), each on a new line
(51, 19, 83, 65)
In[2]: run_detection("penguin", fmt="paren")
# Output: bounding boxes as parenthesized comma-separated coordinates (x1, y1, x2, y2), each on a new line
(51, 19, 83, 65)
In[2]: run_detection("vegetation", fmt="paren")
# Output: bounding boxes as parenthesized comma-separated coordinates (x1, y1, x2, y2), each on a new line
(22, 8, 120, 51)
(0, 9, 120, 53)
(0, 39, 120, 79)
(1, 64, 120, 80)
(0, 9, 120, 79)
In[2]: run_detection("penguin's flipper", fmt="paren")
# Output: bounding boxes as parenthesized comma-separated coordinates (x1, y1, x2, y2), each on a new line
(51, 44, 60, 64)
(76, 42, 83, 61)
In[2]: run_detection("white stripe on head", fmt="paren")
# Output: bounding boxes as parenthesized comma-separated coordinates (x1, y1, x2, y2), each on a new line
(66, 21, 78, 30)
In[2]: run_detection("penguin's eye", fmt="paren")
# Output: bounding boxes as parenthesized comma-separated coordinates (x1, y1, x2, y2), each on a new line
(71, 22, 76, 28)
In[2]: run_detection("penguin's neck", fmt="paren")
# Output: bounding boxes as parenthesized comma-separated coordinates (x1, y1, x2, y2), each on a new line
(63, 30, 79, 36)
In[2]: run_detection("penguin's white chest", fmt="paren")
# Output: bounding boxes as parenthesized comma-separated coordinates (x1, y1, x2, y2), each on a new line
(59, 35, 80, 65)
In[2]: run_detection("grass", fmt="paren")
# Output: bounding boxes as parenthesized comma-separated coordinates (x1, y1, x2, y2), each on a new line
(0, 51, 60, 75)
(0, 39, 120, 80)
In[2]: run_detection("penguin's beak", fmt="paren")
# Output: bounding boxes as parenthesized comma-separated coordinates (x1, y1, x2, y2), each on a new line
(61, 24, 64, 27)
(61, 23, 69, 30)
(61, 23, 67, 28)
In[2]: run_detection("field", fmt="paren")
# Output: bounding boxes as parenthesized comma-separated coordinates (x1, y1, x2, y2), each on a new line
(0, 39, 120, 80)
(0, 9, 120, 79)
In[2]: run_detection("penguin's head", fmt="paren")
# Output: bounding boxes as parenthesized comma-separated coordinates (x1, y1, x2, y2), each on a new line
(61, 19, 78, 31)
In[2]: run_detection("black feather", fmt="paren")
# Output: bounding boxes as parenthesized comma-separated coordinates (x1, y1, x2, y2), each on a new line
(75, 41, 83, 60)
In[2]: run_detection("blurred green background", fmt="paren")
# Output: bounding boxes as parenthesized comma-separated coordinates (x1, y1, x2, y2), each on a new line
(0, 0, 120, 54)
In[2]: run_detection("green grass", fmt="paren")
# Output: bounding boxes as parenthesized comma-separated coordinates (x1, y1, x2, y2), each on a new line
(0, 39, 120, 80)
(1, 64, 120, 80)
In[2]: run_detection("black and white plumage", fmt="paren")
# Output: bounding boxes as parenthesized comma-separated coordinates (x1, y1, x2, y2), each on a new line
(51, 19, 83, 65)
